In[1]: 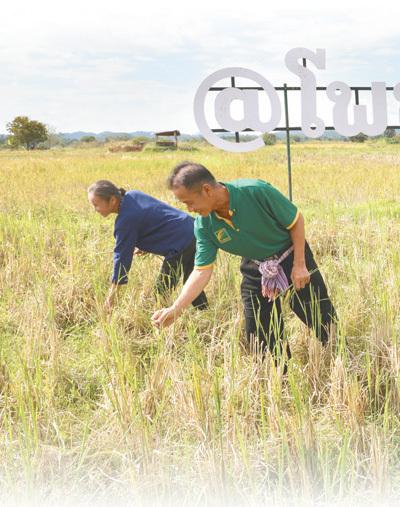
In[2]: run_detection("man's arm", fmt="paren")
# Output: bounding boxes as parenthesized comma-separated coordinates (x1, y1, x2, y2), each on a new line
(288, 212, 310, 290)
(151, 266, 213, 327)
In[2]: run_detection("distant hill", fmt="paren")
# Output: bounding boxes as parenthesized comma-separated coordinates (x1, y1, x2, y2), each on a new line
(59, 131, 195, 141)
(58, 131, 154, 141)
(273, 130, 346, 140)
(220, 130, 348, 142)
(2, 128, 395, 145)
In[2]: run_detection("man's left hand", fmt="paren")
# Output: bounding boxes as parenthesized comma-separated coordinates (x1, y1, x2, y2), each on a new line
(291, 264, 310, 290)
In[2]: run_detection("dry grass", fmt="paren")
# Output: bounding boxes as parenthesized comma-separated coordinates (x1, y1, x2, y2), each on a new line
(0, 140, 400, 506)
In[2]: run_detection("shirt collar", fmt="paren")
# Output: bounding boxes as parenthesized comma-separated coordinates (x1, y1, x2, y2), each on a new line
(220, 181, 237, 216)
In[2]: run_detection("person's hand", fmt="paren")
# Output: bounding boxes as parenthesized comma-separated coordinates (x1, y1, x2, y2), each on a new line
(291, 264, 310, 290)
(151, 306, 182, 328)
(134, 247, 149, 257)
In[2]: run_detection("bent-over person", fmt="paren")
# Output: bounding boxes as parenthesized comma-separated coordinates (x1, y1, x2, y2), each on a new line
(152, 163, 337, 366)
(88, 180, 207, 312)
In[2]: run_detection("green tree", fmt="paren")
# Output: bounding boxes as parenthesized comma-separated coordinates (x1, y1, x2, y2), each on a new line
(46, 125, 63, 148)
(6, 116, 48, 150)
(349, 133, 368, 143)
(386, 135, 400, 144)
(262, 132, 277, 146)
(131, 135, 152, 144)
(292, 135, 303, 143)
(81, 135, 96, 143)
(384, 127, 396, 139)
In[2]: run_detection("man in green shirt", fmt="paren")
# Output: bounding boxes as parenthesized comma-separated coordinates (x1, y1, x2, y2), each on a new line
(152, 162, 337, 362)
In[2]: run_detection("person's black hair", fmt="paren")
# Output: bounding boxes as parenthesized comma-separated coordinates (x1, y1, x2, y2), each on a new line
(167, 161, 217, 191)
(87, 180, 126, 201)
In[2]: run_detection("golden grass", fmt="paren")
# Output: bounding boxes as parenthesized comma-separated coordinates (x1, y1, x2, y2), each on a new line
(0, 140, 399, 506)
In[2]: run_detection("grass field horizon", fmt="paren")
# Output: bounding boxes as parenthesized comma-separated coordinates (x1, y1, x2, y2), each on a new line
(0, 140, 399, 506)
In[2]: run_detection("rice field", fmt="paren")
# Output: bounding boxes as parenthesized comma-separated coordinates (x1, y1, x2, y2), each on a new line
(0, 140, 399, 507)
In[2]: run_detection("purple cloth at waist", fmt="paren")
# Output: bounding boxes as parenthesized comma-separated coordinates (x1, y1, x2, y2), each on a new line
(254, 246, 294, 301)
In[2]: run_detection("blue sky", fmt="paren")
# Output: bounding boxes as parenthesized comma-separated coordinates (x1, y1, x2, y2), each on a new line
(1, 0, 399, 134)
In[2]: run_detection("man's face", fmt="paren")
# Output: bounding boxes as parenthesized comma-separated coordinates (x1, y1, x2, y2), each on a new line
(88, 192, 116, 217)
(173, 184, 214, 216)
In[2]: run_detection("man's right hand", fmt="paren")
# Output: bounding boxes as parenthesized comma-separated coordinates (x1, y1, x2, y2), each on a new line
(151, 266, 213, 328)
(151, 306, 182, 328)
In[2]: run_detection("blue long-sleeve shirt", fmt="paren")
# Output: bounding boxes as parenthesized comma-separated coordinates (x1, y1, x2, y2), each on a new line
(112, 190, 195, 285)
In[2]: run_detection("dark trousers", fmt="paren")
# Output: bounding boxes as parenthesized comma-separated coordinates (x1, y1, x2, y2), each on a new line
(155, 239, 208, 309)
(240, 242, 337, 359)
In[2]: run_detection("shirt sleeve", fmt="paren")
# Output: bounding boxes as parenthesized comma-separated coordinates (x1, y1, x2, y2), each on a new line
(256, 182, 299, 229)
(112, 223, 138, 285)
(194, 218, 218, 269)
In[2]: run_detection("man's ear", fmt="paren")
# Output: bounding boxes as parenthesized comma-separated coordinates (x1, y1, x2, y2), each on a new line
(202, 183, 213, 197)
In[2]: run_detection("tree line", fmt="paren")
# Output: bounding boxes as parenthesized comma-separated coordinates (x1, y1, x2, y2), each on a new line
(1, 116, 399, 150)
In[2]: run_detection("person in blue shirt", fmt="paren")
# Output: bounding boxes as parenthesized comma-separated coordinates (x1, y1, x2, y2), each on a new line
(88, 180, 208, 312)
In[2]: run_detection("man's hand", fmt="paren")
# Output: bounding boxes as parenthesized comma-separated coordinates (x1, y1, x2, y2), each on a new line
(151, 305, 182, 328)
(291, 263, 310, 290)
(151, 266, 212, 328)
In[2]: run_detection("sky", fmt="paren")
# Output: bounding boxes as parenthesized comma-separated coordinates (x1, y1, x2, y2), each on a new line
(1, 0, 400, 134)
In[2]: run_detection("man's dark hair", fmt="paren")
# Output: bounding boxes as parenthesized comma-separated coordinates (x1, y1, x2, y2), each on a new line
(167, 161, 217, 191)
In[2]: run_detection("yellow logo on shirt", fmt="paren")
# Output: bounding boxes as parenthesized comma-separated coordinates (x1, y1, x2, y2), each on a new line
(215, 228, 232, 244)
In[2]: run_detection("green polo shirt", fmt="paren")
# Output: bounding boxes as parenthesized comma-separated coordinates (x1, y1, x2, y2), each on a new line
(194, 179, 299, 268)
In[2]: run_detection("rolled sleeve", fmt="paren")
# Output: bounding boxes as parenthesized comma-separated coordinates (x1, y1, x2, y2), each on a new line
(194, 219, 218, 268)
(286, 210, 300, 229)
(112, 225, 138, 285)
